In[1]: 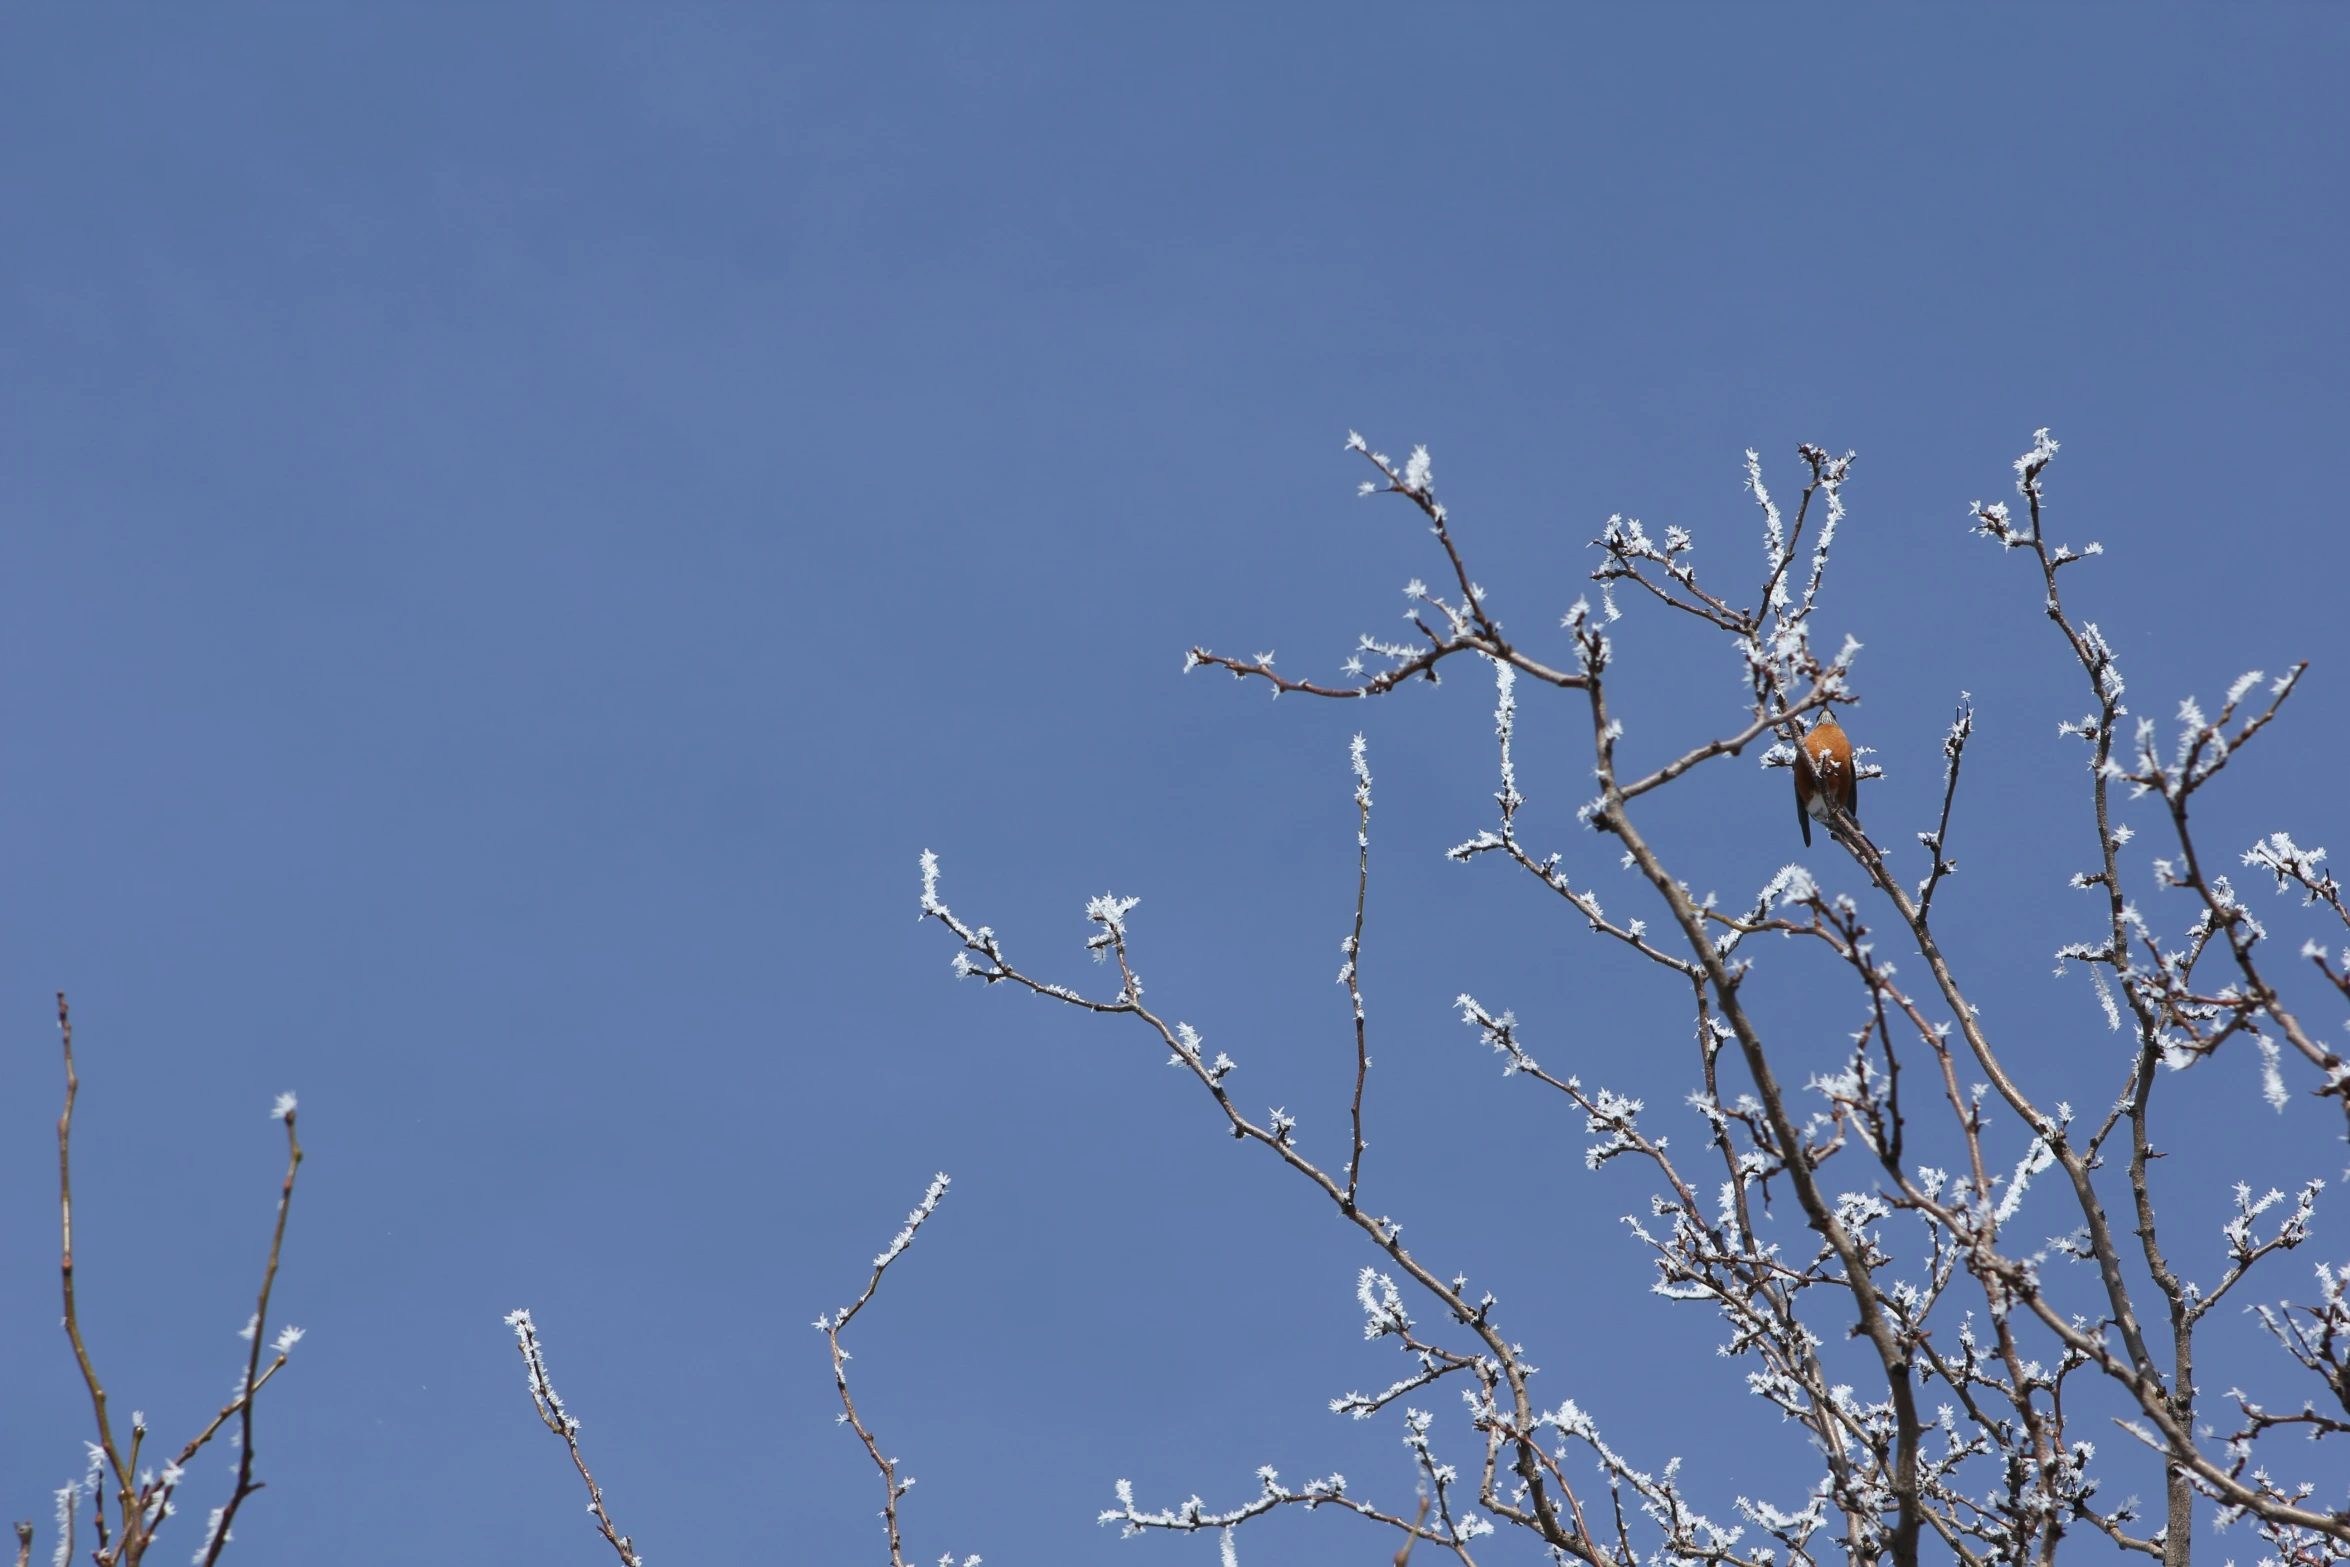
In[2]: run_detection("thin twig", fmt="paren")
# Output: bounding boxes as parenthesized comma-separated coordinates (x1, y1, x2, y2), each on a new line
(55, 995, 129, 1540)
(199, 1102, 304, 1567)
(819, 1174, 955, 1567)
(1344, 735, 1374, 1208)
(1395, 1493, 1434, 1566)
(1914, 697, 1972, 918)
(503, 1310, 642, 1566)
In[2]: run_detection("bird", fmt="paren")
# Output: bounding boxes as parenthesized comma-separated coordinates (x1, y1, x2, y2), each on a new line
(1794, 711, 1858, 848)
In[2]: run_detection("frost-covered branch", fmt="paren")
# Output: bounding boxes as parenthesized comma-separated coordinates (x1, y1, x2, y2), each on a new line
(1100, 1462, 1478, 1565)
(1965, 432, 2347, 1558)
(920, 789, 1606, 1560)
(503, 1310, 642, 1567)
(1184, 435, 1591, 702)
(2237, 1255, 2350, 1446)
(1914, 697, 1972, 915)
(815, 1174, 975, 1567)
(40, 995, 307, 1567)
(1344, 734, 1375, 1206)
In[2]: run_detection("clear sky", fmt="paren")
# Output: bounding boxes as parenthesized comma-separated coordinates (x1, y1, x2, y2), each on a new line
(2, 7, 2345, 1564)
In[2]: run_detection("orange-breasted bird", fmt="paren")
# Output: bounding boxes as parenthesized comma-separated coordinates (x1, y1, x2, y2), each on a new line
(1794, 711, 1857, 848)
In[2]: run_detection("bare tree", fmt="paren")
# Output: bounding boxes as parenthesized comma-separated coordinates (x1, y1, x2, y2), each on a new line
(25, 994, 307, 1567)
(496, 430, 2345, 1566)
(910, 431, 2349, 1567)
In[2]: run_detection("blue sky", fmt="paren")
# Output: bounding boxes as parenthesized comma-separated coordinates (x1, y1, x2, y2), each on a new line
(2, 7, 2345, 1564)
